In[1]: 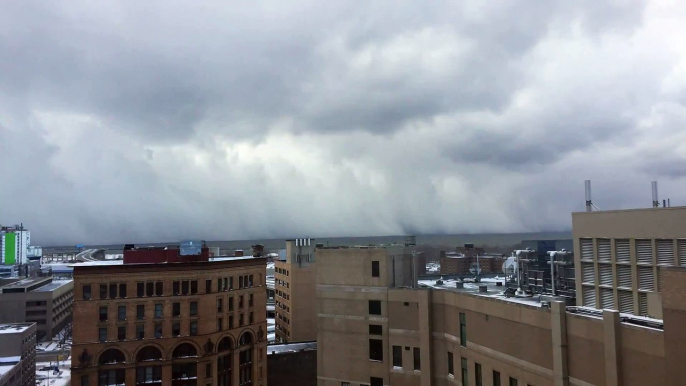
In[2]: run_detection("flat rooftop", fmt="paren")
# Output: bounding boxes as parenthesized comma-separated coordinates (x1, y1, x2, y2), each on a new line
(418, 277, 545, 308)
(267, 341, 316, 355)
(69, 255, 259, 268)
(0, 323, 33, 334)
(1, 276, 51, 289)
(33, 280, 72, 292)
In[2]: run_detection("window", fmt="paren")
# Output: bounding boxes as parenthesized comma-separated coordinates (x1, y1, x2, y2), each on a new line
(99, 328, 107, 342)
(173, 281, 180, 295)
(99, 369, 125, 385)
(173, 302, 181, 317)
(154, 303, 163, 318)
(475, 363, 482, 386)
(81, 375, 89, 386)
(217, 318, 223, 331)
(136, 324, 145, 340)
(118, 326, 126, 341)
(493, 370, 501, 386)
(369, 339, 383, 361)
(206, 279, 212, 293)
(218, 278, 223, 292)
(109, 284, 117, 299)
(206, 363, 212, 378)
(370, 377, 383, 386)
(239, 295, 244, 309)
(137, 305, 145, 320)
(249, 312, 253, 325)
(239, 276, 244, 289)
(155, 281, 163, 296)
(83, 285, 91, 300)
(239, 314, 244, 327)
(448, 352, 454, 376)
(249, 275, 253, 287)
(99, 306, 108, 321)
(460, 312, 467, 347)
(369, 324, 382, 335)
(372, 261, 380, 277)
(191, 280, 198, 294)
(369, 300, 381, 315)
(217, 298, 223, 312)
(413, 347, 420, 371)
(190, 301, 198, 316)
(229, 315, 234, 329)
(146, 282, 154, 297)
(509, 378, 518, 386)
(119, 283, 127, 298)
(461, 357, 468, 386)
(154, 323, 162, 338)
(392, 346, 402, 367)
(249, 294, 254, 307)
(342, 383, 350, 386)
(190, 321, 198, 335)
(229, 297, 234, 311)
(182, 281, 189, 295)
(100, 284, 107, 299)
(229, 276, 233, 290)
(136, 367, 162, 384)
(118, 306, 126, 321)
(137, 282, 144, 297)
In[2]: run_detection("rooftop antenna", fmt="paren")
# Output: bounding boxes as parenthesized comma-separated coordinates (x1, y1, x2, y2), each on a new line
(652, 181, 659, 208)
(585, 180, 601, 211)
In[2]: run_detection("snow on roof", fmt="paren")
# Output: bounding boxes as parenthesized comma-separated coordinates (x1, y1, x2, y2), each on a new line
(33, 280, 72, 292)
(0, 324, 32, 334)
(268, 341, 316, 354)
(0, 356, 19, 363)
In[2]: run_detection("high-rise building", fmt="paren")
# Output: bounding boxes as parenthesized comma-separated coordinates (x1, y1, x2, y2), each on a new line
(316, 241, 686, 385)
(572, 206, 686, 318)
(0, 226, 30, 266)
(273, 239, 318, 343)
(0, 322, 37, 386)
(70, 243, 268, 386)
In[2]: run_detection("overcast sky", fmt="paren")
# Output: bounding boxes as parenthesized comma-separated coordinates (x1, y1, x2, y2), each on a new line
(1, 1, 685, 245)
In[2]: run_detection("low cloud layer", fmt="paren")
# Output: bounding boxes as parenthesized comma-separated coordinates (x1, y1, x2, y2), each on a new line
(1, 0, 686, 245)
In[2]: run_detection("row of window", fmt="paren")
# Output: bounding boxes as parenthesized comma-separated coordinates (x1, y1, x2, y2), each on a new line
(275, 267, 289, 276)
(82, 275, 258, 300)
(276, 289, 290, 300)
(447, 355, 524, 386)
(99, 303, 197, 321)
(275, 279, 289, 288)
(99, 321, 198, 342)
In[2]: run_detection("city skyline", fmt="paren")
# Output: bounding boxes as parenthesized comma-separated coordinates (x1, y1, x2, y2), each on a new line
(2, 1, 686, 245)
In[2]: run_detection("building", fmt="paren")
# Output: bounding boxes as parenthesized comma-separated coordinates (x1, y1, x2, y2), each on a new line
(572, 206, 686, 318)
(70, 242, 268, 386)
(0, 323, 37, 386)
(315, 241, 686, 386)
(267, 341, 316, 386)
(274, 239, 318, 343)
(439, 252, 504, 276)
(0, 226, 30, 266)
(0, 276, 73, 340)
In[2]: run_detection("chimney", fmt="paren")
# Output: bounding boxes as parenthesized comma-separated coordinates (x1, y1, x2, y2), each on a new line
(585, 180, 592, 212)
(652, 181, 659, 208)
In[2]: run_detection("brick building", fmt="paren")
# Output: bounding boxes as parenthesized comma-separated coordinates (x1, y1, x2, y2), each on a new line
(266, 341, 316, 386)
(0, 323, 37, 386)
(70, 243, 267, 386)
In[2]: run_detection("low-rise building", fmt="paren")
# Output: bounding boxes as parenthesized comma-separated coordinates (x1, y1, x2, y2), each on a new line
(0, 277, 73, 340)
(0, 323, 37, 386)
(267, 341, 316, 386)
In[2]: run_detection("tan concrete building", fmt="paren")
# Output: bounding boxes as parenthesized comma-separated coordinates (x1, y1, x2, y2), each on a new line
(316, 242, 686, 386)
(274, 239, 318, 342)
(0, 276, 73, 340)
(0, 323, 37, 386)
(70, 246, 268, 386)
(572, 206, 686, 317)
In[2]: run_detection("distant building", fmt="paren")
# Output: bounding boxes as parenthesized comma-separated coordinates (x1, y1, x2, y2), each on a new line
(439, 250, 505, 276)
(0, 226, 30, 266)
(0, 276, 73, 340)
(70, 242, 268, 386)
(0, 322, 37, 386)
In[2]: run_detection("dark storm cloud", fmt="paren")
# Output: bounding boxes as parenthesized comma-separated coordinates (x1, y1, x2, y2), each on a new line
(0, 0, 684, 246)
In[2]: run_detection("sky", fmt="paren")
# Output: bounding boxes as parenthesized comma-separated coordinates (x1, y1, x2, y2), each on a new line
(1, 0, 686, 246)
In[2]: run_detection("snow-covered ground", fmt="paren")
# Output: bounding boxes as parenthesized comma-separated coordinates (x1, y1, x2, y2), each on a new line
(35, 358, 71, 386)
(105, 254, 123, 260)
(426, 262, 440, 273)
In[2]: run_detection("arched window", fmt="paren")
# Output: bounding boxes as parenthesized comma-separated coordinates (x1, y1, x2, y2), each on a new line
(238, 332, 253, 347)
(136, 346, 163, 362)
(217, 337, 233, 352)
(172, 343, 197, 358)
(98, 348, 126, 365)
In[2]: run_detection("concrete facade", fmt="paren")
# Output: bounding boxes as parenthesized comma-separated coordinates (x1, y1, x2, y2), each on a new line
(274, 240, 318, 342)
(70, 257, 268, 386)
(0, 323, 37, 386)
(0, 277, 73, 340)
(572, 206, 686, 317)
(316, 245, 681, 386)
